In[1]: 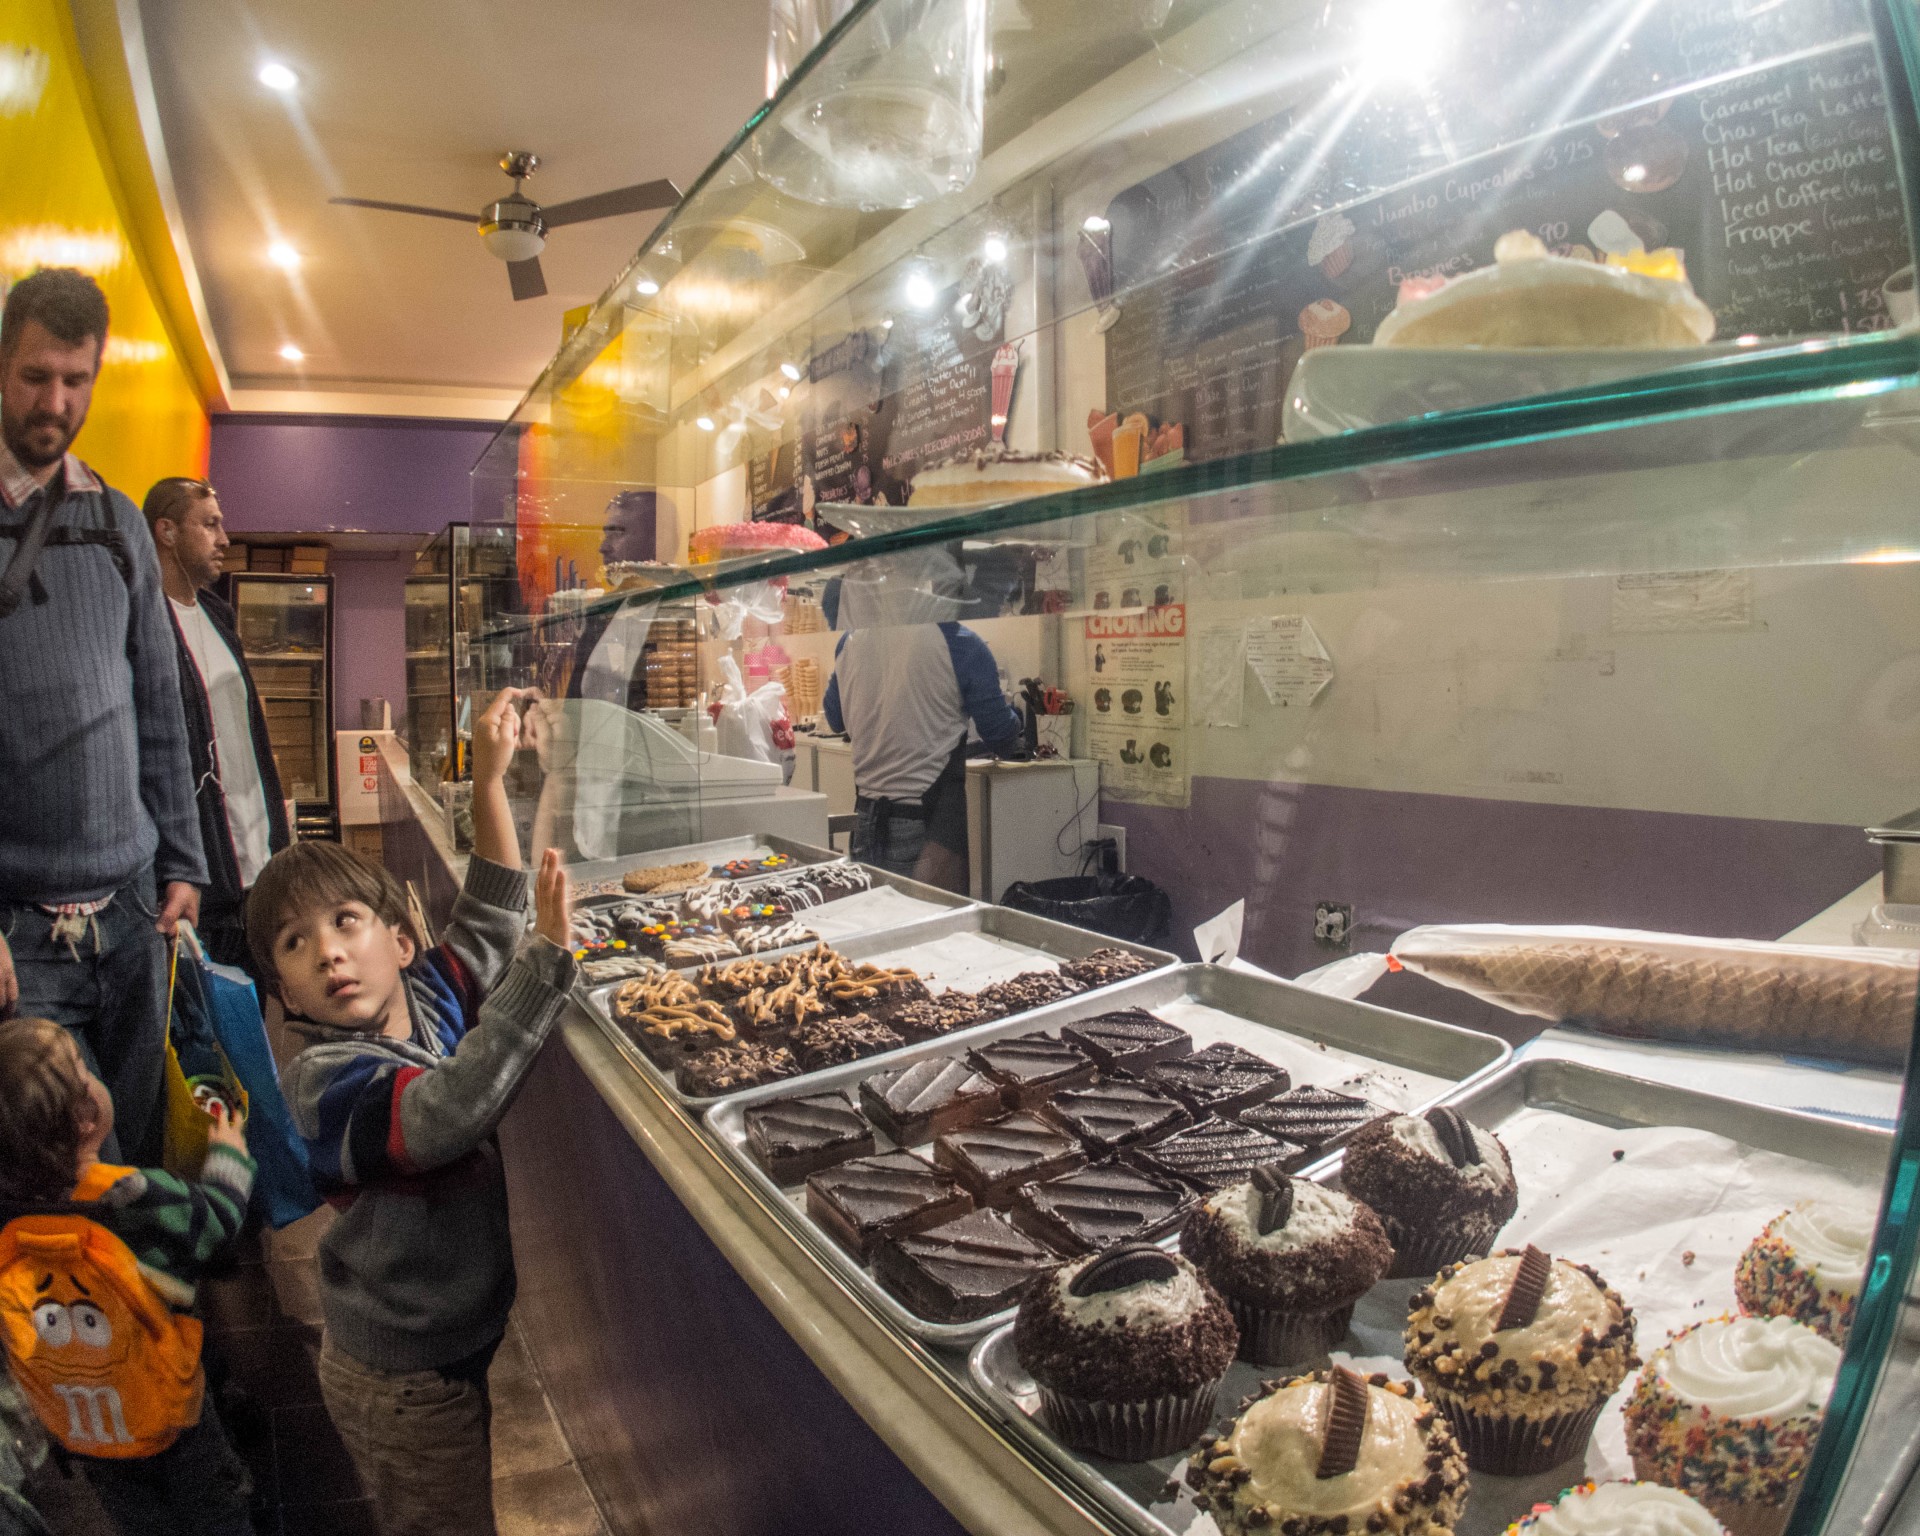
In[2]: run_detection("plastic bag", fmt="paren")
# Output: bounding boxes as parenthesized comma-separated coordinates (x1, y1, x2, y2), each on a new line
(711, 655, 787, 765)
(1001, 874, 1171, 945)
(705, 579, 787, 642)
(1389, 922, 1920, 1068)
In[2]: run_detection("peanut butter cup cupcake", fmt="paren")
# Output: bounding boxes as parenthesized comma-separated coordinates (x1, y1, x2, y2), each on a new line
(1342, 1107, 1517, 1277)
(1181, 1166, 1392, 1364)
(1187, 1365, 1468, 1536)
(1404, 1245, 1637, 1476)
(1013, 1244, 1236, 1461)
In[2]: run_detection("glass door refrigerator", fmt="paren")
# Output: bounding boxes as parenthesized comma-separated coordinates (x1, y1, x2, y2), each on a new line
(225, 572, 337, 840)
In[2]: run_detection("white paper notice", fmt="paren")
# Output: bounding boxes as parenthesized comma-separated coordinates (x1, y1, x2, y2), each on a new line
(1192, 625, 1245, 728)
(1610, 569, 1753, 632)
(1243, 614, 1334, 708)
(1193, 899, 1244, 965)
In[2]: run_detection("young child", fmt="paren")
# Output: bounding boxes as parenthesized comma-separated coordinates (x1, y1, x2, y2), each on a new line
(0, 1016, 256, 1536)
(248, 688, 572, 1536)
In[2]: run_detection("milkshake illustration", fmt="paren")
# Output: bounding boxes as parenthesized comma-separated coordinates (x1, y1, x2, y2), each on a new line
(990, 343, 1020, 442)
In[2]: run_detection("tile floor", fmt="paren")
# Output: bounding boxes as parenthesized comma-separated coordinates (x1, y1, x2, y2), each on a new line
(22, 1207, 608, 1536)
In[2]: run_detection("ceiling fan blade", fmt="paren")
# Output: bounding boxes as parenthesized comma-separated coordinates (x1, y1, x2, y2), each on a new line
(541, 178, 681, 228)
(507, 256, 547, 301)
(329, 196, 477, 224)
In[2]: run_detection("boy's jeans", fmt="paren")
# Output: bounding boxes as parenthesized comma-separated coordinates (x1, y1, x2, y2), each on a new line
(76, 1403, 253, 1536)
(317, 1335, 500, 1536)
(0, 869, 169, 1165)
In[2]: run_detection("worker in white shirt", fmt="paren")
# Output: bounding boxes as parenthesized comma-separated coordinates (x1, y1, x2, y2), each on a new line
(569, 488, 673, 708)
(143, 478, 289, 968)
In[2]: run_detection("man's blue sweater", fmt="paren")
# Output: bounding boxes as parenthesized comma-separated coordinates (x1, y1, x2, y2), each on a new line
(0, 446, 206, 902)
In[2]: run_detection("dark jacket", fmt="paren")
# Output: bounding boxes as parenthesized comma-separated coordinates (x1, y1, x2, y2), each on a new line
(565, 595, 652, 711)
(167, 589, 291, 910)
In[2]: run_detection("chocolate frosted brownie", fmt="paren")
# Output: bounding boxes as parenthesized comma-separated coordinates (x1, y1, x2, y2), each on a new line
(1140, 1042, 1290, 1116)
(1045, 1079, 1191, 1153)
(967, 1032, 1097, 1108)
(1011, 1162, 1197, 1254)
(1059, 946, 1156, 990)
(873, 1208, 1061, 1323)
(859, 1058, 1005, 1144)
(974, 969, 1084, 1020)
(805, 1149, 973, 1259)
(676, 1042, 800, 1098)
(1060, 1009, 1192, 1073)
(788, 1012, 905, 1072)
(743, 1089, 875, 1183)
(1232, 1084, 1382, 1158)
(933, 1111, 1087, 1205)
(1133, 1120, 1305, 1192)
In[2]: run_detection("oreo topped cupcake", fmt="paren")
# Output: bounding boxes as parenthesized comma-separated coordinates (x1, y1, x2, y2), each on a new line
(1733, 1199, 1873, 1346)
(1405, 1246, 1637, 1476)
(1503, 1480, 1727, 1535)
(1623, 1315, 1839, 1536)
(1187, 1366, 1469, 1536)
(1342, 1107, 1517, 1277)
(1014, 1244, 1236, 1461)
(1181, 1166, 1392, 1364)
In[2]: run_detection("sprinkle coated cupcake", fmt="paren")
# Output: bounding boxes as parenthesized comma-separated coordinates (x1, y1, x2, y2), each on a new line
(1503, 1480, 1727, 1534)
(1405, 1245, 1638, 1476)
(1181, 1166, 1392, 1364)
(1014, 1243, 1237, 1461)
(1733, 1199, 1873, 1345)
(1187, 1365, 1469, 1536)
(1623, 1315, 1840, 1536)
(1342, 1107, 1518, 1278)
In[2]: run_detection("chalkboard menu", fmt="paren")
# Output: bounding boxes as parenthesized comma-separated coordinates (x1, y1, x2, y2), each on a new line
(1102, 21, 1911, 459)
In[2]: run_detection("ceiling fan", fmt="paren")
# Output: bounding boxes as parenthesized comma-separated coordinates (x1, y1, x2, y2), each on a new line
(330, 151, 680, 301)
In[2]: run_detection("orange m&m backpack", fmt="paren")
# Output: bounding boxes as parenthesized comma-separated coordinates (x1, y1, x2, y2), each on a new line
(0, 1184, 204, 1459)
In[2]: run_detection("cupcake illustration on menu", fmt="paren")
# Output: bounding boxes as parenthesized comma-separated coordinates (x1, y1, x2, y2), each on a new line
(1307, 211, 1356, 278)
(1299, 298, 1352, 350)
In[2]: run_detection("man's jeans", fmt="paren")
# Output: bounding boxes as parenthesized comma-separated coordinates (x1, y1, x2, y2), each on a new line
(1, 871, 169, 1166)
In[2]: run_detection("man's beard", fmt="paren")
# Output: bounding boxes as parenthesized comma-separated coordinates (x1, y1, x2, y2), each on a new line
(2, 411, 77, 470)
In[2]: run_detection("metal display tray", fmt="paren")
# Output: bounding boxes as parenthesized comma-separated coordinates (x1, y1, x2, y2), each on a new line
(704, 963, 1510, 1347)
(966, 1056, 1895, 1536)
(583, 903, 1177, 1112)
(565, 833, 844, 894)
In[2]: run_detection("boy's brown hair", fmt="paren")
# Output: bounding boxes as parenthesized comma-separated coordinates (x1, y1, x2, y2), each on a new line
(245, 840, 419, 983)
(0, 1019, 89, 1201)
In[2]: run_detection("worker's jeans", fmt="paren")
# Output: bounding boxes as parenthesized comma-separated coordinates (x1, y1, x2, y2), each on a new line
(0, 868, 169, 1165)
(852, 798, 927, 877)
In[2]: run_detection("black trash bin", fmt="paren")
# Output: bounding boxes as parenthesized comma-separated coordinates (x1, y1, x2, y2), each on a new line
(999, 873, 1171, 946)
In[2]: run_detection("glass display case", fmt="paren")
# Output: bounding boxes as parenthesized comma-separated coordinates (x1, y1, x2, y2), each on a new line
(224, 571, 336, 839)
(402, 521, 522, 787)
(460, 0, 1920, 1530)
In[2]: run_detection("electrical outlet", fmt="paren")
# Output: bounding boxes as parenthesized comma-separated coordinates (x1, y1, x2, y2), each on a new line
(1095, 823, 1127, 872)
(1313, 901, 1353, 950)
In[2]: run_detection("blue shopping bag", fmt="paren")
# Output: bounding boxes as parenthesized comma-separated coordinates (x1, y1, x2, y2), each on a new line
(172, 930, 321, 1229)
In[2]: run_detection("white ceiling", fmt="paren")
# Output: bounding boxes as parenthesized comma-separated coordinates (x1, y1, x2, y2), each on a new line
(139, 0, 770, 413)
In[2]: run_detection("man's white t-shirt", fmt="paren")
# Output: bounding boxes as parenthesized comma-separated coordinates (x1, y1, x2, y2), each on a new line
(579, 596, 657, 705)
(171, 597, 274, 887)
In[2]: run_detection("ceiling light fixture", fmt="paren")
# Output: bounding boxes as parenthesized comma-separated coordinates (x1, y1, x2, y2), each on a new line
(635, 277, 660, 296)
(776, 385, 791, 400)
(257, 60, 298, 92)
(779, 361, 803, 381)
(983, 233, 1009, 263)
(267, 241, 300, 270)
(1082, 214, 1111, 233)
(695, 415, 716, 431)
(904, 271, 937, 309)
(278, 343, 305, 362)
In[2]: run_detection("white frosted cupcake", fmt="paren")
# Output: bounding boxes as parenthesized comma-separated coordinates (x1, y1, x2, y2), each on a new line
(1624, 1315, 1840, 1536)
(1733, 1199, 1872, 1345)
(1504, 1479, 1726, 1534)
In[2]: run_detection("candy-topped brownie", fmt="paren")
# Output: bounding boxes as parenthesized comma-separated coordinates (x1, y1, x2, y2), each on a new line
(967, 1032, 1097, 1108)
(1060, 1009, 1191, 1072)
(1140, 1042, 1290, 1116)
(932, 1111, 1086, 1205)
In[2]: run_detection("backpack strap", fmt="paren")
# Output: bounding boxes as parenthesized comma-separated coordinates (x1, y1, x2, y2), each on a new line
(0, 465, 64, 618)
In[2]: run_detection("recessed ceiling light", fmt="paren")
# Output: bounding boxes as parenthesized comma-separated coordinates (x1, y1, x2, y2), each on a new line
(983, 234, 1009, 263)
(258, 61, 298, 92)
(904, 272, 937, 309)
(695, 415, 716, 431)
(267, 241, 300, 270)
(779, 361, 802, 381)
(634, 277, 660, 296)
(278, 343, 305, 362)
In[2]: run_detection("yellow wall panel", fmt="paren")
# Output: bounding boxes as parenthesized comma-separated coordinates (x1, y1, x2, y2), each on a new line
(0, 0, 208, 497)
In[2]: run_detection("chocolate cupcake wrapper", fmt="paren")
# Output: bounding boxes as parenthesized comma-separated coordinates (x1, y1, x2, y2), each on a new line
(1227, 1297, 1353, 1366)
(1436, 1396, 1604, 1477)
(1037, 1380, 1220, 1462)
(1379, 1213, 1502, 1280)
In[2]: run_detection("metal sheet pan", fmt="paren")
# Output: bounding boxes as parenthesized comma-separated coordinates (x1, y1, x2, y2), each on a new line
(965, 1056, 1894, 1536)
(582, 903, 1177, 1113)
(565, 832, 843, 896)
(704, 964, 1509, 1347)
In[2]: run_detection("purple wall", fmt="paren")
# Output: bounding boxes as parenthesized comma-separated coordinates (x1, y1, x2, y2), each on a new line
(1105, 778, 1879, 1042)
(207, 413, 502, 730)
(207, 413, 499, 535)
